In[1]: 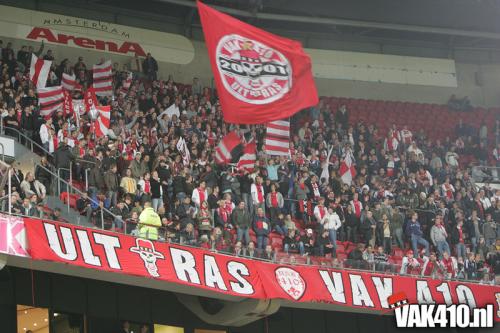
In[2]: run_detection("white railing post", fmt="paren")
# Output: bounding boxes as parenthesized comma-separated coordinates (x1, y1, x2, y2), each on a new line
(101, 208, 104, 230)
(85, 168, 89, 191)
(69, 162, 73, 195)
(8, 168, 12, 216)
(57, 168, 61, 196)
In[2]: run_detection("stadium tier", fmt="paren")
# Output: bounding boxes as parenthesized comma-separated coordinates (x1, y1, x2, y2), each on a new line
(0, 1, 499, 333)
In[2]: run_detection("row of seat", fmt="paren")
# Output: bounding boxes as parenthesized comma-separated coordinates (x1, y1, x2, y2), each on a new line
(320, 96, 498, 142)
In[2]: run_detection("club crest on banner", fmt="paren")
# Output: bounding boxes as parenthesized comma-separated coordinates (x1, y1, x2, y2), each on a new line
(216, 34, 291, 105)
(130, 238, 164, 277)
(275, 267, 306, 300)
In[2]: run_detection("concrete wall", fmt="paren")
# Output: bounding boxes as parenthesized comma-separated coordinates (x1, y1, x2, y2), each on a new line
(159, 41, 500, 107)
(3, 33, 500, 107)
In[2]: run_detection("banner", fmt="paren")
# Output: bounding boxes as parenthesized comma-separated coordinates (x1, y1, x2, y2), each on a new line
(0, 215, 28, 257)
(198, 1, 318, 124)
(84, 87, 98, 113)
(24, 219, 500, 319)
(62, 90, 74, 117)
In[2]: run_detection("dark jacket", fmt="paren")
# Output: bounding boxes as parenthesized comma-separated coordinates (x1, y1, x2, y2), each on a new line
(35, 164, 52, 183)
(54, 144, 75, 169)
(450, 226, 465, 245)
(104, 171, 119, 191)
(151, 178, 162, 199)
(88, 165, 105, 190)
(232, 207, 251, 229)
(20, 112, 37, 132)
(142, 57, 158, 74)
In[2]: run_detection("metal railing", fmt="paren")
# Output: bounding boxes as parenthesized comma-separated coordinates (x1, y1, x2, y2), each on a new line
(4, 208, 493, 285)
(471, 165, 500, 183)
(2, 125, 96, 166)
(0, 142, 5, 162)
(32, 162, 118, 230)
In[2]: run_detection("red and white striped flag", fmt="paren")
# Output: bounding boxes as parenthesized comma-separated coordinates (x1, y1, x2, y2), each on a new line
(264, 120, 290, 156)
(237, 141, 256, 171)
(30, 54, 51, 89)
(38, 86, 64, 118)
(92, 60, 113, 96)
(94, 105, 111, 138)
(62, 73, 77, 91)
(215, 131, 241, 165)
(339, 152, 356, 185)
(120, 72, 133, 97)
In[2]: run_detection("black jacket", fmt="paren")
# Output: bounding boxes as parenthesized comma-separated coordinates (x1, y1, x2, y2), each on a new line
(54, 144, 74, 169)
(35, 164, 52, 183)
(20, 112, 37, 131)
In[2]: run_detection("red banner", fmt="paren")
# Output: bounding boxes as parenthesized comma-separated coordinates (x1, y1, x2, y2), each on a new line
(84, 87, 98, 113)
(62, 90, 74, 117)
(24, 219, 500, 319)
(198, 1, 318, 124)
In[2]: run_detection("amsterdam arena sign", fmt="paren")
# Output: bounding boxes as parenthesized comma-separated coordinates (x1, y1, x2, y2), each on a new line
(0, 5, 194, 64)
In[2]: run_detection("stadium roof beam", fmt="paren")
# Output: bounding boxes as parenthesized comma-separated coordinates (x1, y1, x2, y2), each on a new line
(156, 0, 500, 41)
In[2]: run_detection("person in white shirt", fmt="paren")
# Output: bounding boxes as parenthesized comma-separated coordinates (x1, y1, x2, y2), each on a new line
(313, 197, 327, 224)
(321, 207, 342, 255)
(445, 147, 460, 169)
(39, 118, 52, 152)
(250, 176, 265, 215)
(400, 125, 413, 147)
(407, 142, 424, 162)
(160, 99, 181, 119)
(191, 180, 208, 208)
(400, 250, 421, 275)
(479, 189, 492, 211)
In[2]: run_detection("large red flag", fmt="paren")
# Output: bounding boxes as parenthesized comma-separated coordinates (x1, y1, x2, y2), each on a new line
(198, 1, 318, 124)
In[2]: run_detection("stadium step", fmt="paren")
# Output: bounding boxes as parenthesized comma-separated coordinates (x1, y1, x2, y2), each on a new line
(45, 195, 94, 228)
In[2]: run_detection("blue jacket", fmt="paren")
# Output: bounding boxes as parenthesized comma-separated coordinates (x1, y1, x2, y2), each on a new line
(405, 220, 423, 237)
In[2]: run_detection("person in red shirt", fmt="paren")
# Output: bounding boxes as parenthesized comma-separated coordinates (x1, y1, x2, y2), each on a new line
(440, 251, 457, 278)
(349, 192, 363, 225)
(400, 250, 421, 275)
(422, 252, 445, 278)
(265, 183, 284, 225)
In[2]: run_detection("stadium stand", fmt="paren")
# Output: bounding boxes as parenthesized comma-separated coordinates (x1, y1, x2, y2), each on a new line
(1, 39, 499, 287)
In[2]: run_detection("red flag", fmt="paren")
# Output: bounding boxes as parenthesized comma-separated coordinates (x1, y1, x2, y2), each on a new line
(62, 90, 74, 117)
(94, 105, 110, 138)
(198, 1, 318, 124)
(30, 54, 51, 89)
(237, 141, 256, 171)
(84, 87, 98, 114)
(340, 153, 356, 185)
(215, 131, 241, 165)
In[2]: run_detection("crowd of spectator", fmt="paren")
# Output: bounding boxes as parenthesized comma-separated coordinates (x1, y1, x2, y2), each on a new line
(1, 40, 499, 284)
